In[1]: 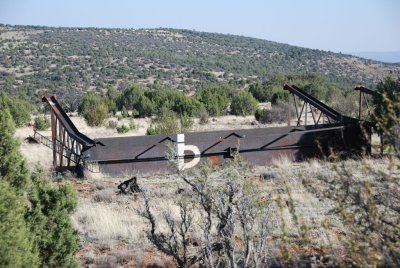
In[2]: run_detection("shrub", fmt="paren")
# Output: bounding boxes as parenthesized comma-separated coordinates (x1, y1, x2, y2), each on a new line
(116, 124, 130, 134)
(199, 110, 209, 125)
(118, 85, 144, 111)
(141, 157, 270, 267)
(79, 93, 109, 127)
(372, 76, 400, 156)
(172, 94, 204, 117)
(34, 116, 50, 131)
(146, 127, 158, 136)
(107, 120, 118, 129)
(255, 109, 268, 122)
(0, 181, 39, 268)
(121, 106, 130, 118)
(180, 115, 194, 132)
(271, 91, 288, 105)
(328, 90, 359, 118)
(146, 87, 174, 114)
(196, 85, 230, 116)
(131, 109, 139, 118)
(0, 93, 31, 127)
(147, 110, 181, 135)
(105, 88, 120, 115)
(305, 159, 400, 266)
(92, 189, 114, 203)
(0, 108, 30, 192)
(136, 95, 156, 117)
(0, 107, 79, 267)
(85, 102, 108, 127)
(230, 91, 259, 116)
(27, 169, 79, 268)
(118, 85, 157, 117)
(129, 119, 138, 130)
(248, 82, 273, 102)
(255, 105, 287, 124)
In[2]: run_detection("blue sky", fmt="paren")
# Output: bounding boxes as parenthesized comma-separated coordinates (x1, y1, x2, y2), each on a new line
(0, 0, 399, 53)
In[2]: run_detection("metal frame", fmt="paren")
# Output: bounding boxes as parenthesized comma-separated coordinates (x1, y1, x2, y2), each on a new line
(354, 85, 378, 120)
(33, 96, 97, 169)
(34, 85, 372, 175)
(284, 83, 358, 126)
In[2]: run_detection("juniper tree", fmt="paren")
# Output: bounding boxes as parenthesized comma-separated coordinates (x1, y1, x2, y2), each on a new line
(230, 91, 259, 116)
(0, 105, 79, 267)
(372, 76, 400, 156)
(0, 106, 38, 267)
(0, 93, 31, 127)
(0, 107, 30, 192)
(26, 169, 79, 268)
(0, 181, 39, 268)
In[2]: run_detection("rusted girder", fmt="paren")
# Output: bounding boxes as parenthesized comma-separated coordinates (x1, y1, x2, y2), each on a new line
(354, 85, 379, 120)
(40, 95, 96, 168)
(354, 85, 379, 96)
(284, 83, 358, 126)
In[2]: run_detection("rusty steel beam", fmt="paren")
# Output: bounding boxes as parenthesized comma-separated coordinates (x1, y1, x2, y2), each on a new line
(284, 83, 357, 124)
(42, 96, 96, 147)
(354, 85, 379, 120)
(40, 95, 97, 169)
(354, 85, 379, 96)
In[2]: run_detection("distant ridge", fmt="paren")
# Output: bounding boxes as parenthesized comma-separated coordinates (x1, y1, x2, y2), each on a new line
(350, 51, 400, 64)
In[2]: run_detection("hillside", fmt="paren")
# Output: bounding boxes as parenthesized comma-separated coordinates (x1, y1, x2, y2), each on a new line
(350, 51, 400, 63)
(1, 24, 399, 104)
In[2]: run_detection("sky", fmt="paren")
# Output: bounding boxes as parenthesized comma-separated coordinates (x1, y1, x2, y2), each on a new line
(0, 0, 399, 53)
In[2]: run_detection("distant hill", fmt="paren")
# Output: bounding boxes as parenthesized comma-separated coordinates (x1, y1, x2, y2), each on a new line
(0, 24, 399, 102)
(350, 51, 400, 64)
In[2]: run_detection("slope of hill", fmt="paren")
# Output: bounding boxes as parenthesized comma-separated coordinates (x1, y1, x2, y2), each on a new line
(0, 24, 399, 103)
(350, 51, 400, 64)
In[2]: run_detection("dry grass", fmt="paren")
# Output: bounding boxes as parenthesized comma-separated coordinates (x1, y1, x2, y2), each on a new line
(270, 154, 294, 168)
(68, 156, 399, 266)
(72, 196, 146, 244)
(257, 160, 347, 249)
(71, 174, 185, 235)
(15, 126, 53, 169)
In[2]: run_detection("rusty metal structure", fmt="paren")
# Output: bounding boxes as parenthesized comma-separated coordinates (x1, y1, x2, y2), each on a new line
(34, 84, 372, 175)
(354, 85, 378, 120)
(35, 96, 97, 169)
(285, 84, 358, 126)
